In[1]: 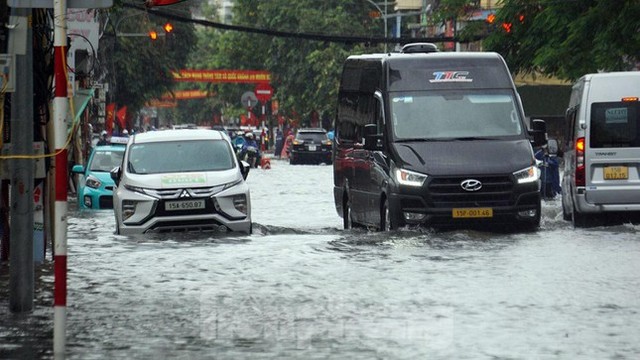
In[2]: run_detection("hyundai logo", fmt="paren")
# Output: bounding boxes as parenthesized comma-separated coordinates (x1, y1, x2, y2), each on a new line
(460, 179, 482, 192)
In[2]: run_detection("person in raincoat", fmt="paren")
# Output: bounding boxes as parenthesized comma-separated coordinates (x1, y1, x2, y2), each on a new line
(535, 140, 562, 199)
(280, 129, 295, 159)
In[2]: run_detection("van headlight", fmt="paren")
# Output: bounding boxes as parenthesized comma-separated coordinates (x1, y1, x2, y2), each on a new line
(513, 165, 540, 184)
(395, 168, 428, 187)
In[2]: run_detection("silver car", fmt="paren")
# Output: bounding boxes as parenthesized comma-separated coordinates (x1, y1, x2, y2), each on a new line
(111, 129, 252, 235)
(562, 71, 640, 227)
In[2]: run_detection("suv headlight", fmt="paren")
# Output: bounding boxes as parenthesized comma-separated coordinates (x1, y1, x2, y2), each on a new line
(85, 175, 101, 189)
(513, 165, 540, 184)
(395, 168, 428, 187)
(122, 200, 137, 221)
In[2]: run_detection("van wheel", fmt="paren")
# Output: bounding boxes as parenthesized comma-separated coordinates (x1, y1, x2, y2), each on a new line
(380, 198, 397, 231)
(562, 198, 571, 221)
(343, 197, 353, 230)
(572, 210, 589, 228)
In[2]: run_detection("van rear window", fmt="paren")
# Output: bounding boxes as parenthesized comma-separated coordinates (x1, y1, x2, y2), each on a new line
(590, 102, 640, 148)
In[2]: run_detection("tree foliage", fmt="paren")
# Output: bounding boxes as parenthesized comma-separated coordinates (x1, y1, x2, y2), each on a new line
(182, 0, 384, 127)
(99, 3, 197, 115)
(478, 0, 640, 81)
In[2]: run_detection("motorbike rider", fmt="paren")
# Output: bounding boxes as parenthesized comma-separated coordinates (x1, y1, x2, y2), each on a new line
(239, 132, 262, 167)
(96, 130, 109, 146)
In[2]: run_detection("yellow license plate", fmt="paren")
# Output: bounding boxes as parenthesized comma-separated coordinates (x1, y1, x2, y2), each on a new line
(452, 208, 493, 218)
(604, 166, 628, 180)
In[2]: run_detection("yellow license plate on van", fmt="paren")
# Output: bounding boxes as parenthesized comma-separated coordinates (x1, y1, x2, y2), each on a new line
(452, 208, 493, 218)
(604, 166, 628, 180)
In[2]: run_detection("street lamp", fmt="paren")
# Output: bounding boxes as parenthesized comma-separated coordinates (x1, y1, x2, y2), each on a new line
(365, 0, 389, 51)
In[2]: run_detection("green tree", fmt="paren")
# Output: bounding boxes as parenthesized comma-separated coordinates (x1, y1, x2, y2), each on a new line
(435, 0, 640, 81)
(184, 0, 382, 128)
(99, 3, 197, 117)
(484, 0, 640, 81)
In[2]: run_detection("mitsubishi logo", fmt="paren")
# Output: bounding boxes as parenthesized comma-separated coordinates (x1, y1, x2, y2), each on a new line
(179, 190, 191, 198)
(460, 179, 482, 192)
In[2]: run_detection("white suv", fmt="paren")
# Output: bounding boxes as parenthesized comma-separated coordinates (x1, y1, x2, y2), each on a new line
(111, 129, 252, 235)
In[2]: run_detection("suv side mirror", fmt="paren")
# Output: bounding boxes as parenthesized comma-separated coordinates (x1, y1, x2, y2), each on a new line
(530, 118, 547, 148)
(110, 166, 121, 187)
(240, 160, 250, 180)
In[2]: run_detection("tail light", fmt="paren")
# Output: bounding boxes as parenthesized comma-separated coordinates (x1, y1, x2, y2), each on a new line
(575, 137, 585, 187)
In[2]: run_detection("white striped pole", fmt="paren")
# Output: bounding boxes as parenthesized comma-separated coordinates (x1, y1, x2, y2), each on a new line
(53, 0, 68, 357)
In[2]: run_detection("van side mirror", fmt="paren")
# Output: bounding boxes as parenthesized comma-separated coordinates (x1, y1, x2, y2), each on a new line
(110, 166, 121, 187)
(363, 124, 383, 150)
(530, 118, 547, 148)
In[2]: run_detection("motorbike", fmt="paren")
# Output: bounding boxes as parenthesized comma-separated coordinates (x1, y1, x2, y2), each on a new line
(239, 145, 259, 168)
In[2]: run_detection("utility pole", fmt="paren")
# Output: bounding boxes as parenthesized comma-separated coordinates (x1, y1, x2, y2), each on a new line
(8, 6, 35, 313)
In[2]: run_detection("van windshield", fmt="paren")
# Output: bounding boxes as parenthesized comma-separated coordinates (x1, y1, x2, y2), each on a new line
(590, 101, 640, 148)
(127, 139, 235, 174)
(390, 90, 523, 140)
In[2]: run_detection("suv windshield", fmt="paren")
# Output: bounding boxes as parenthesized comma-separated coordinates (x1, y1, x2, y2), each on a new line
(590, 101, 640, 148)
(391, 90, 523, 140)
(127, 139, 235, 174)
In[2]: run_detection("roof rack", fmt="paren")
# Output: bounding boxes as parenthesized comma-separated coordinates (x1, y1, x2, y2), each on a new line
(400, 43, 439, 54)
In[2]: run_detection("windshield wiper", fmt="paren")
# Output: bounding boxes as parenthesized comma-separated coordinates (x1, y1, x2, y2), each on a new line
(395, 138, 449, 143)
(450, 136, 499, 141)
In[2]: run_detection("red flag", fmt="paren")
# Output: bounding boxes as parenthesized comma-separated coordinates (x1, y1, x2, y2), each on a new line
(105, 103, 116, 136)
(116, 106, 128, 130)
(240, 114, 248, 126)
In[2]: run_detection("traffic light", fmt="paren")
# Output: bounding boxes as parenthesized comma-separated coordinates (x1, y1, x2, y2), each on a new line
(502, 22, 512, 33)
(485, 13, 496, 24)
(149, 30, 158, 40)
(163, 22, 173, 34)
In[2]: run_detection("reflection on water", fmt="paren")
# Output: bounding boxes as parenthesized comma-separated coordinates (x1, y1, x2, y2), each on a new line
(1, 164, 640, 359)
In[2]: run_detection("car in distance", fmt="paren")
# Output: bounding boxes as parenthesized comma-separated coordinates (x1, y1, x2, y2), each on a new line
(111, 129, 252, 235)
(289, 128, 333, 165)
(71, 137, 127, 209)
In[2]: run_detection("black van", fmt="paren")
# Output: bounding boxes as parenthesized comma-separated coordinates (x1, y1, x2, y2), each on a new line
(333, 43, 547, 231)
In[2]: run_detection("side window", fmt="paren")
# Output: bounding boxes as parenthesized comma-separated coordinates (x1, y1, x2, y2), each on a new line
(337, 92, 358, 142)
(374, 96, 384, 134)
(355, 93, 375, 144)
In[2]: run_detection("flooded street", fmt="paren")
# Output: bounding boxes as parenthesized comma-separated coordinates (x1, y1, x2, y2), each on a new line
(2, 159, 640, 359)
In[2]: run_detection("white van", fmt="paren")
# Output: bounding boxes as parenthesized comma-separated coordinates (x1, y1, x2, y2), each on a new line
(561, 71, 640, 227)
(110, 129, 252, 235)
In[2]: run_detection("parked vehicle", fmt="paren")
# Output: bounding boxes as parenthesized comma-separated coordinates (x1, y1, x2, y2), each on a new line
(333, 43, 547, 231)
(111, 129, 252, 235)
(561, 71, 640, 227)
(289, 128, 333, 165)
(71, 138, 127, 209)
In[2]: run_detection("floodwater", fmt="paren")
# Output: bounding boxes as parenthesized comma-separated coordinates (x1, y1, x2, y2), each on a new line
(2, 159, 640, 359)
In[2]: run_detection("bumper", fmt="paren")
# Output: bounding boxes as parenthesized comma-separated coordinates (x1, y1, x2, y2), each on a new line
(388, 188, 541, 226)
(117, 213, 252, 235)
(114, 184, 252, 235)
(78, 188, 114, 209)
(290, 150, 332, 164)
(574, 192, 640, 214)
